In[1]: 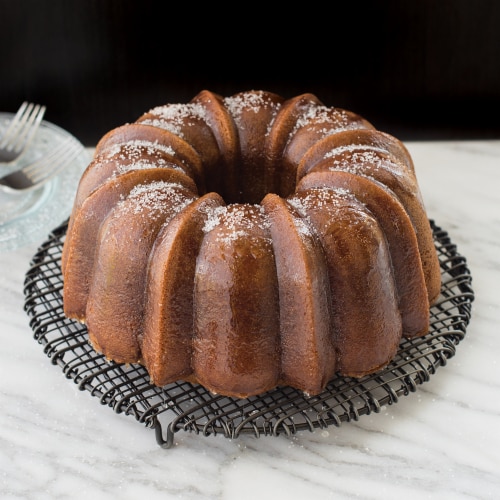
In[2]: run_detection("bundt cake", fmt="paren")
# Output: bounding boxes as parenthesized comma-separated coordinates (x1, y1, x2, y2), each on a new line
(61, 90, 441, 399)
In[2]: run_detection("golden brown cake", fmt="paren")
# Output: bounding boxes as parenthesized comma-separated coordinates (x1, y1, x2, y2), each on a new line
(62, 90, 441, 398)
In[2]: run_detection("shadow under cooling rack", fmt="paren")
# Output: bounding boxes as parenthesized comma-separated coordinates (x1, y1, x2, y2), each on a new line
(23, 220, 474, 449)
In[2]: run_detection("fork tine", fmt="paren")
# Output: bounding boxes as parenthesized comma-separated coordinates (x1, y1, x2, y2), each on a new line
(22, 136, 75, 175)
(0, 102, 31, 148)
(0, 102, 46, 153)
(24, 137, 83, 184)
(12, 104, 46, 153)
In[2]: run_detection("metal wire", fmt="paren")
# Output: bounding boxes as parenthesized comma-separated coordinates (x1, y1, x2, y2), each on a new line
(23, 220, 474, 449)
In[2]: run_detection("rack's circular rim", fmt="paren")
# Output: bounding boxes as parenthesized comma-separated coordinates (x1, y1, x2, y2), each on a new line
(23, 219, 474, 449)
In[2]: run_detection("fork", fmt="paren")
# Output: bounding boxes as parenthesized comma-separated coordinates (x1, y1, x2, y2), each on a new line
(0, 102, 47, 163)
(0, 136, 84, 191)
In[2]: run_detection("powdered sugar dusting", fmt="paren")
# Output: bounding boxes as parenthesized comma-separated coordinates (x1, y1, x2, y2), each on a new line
(224, 92, 281, 134)
(322, 148, 404, 177)
(202, 204, 271, 244)
(324, 145, 387, 160)
(289, 187, 355, 215)
(288, 187, 371, 234)
(115, 159, 184, 175)
(291, 105, 358, 138)
(95, 139, 184, 177)
(202, 205, 227, 233)
(117, 181, 194, 220)
(328, 149, 383, 168)
(291, 211, 313, 239)
(105, 140, 176, 161)
(141, 102, 209, 138)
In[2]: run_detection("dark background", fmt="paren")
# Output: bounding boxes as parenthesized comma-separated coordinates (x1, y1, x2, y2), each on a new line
(1, 0, 499, 146)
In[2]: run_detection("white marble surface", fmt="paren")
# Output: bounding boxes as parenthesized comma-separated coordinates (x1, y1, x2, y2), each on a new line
(0, 141, 499, 499)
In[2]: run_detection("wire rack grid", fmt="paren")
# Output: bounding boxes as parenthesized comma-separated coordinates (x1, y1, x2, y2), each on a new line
(23, 219, 474, 449)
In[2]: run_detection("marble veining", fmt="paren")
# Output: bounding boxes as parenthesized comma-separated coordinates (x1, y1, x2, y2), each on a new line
(1, 141, 499, 499)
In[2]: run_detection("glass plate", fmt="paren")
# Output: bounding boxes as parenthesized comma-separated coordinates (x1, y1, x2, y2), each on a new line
(0, 112, 90, 252)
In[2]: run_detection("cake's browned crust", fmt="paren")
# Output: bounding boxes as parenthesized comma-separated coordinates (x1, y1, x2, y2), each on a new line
(141, 193, 225, 386)
(288, 187, 402, 377)
(62, 90, 441, 398)
(191, 91, 240, 202)
(262, 194, 335, 395)
(192, 204, 280, 398)
(305, 143, 441, 304)
(86, 180, 196, 363)
(297, 171, 429, 338)
(62, 168, 197, 319)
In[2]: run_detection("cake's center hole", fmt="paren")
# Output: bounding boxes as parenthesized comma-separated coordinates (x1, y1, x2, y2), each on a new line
(205, 160, 294, 205)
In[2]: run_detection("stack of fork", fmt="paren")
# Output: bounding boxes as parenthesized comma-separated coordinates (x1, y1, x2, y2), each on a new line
(0, 102, 84, 191)
(0, 102, 46, 163)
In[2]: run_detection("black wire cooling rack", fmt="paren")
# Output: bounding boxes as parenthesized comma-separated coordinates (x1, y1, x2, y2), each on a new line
(23, 219, 474, 449)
